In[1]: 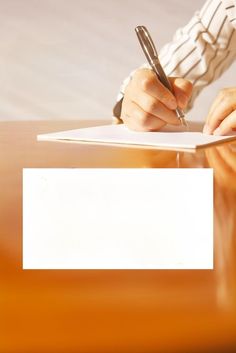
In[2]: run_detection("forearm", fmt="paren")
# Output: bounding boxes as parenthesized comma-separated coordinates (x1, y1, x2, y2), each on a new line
(160, 0, 236, 108)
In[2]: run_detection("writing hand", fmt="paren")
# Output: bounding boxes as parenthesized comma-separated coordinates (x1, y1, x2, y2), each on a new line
(121, 68, 192, 131)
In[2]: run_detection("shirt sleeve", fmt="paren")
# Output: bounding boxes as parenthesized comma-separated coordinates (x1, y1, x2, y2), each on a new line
(113, 0, 236, 120)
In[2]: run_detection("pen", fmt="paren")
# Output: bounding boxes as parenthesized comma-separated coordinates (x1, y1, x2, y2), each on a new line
(135, 25, 188, 127)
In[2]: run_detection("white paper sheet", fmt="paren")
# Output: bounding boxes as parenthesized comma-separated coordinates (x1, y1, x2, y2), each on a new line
(37, 121, 236, 150)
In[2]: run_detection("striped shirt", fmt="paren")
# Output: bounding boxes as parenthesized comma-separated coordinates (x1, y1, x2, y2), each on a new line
(113, 0, 236, 120)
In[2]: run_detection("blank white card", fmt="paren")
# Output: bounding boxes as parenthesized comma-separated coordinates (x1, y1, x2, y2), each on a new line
(23, 169, 213, 269)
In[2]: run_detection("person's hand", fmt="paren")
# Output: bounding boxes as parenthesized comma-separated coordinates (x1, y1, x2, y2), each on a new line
(121, 68, 193, 131)
(203, 88, 236, 135)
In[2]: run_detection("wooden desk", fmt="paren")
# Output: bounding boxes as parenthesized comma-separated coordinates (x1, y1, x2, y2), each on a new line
(1, 121, 236, 353)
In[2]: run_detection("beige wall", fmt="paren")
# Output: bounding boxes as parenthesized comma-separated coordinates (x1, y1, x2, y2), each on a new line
(0, 0, 235, 121)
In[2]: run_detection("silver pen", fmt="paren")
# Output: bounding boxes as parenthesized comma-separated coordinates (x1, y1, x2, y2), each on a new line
(135, 25, 188, 127)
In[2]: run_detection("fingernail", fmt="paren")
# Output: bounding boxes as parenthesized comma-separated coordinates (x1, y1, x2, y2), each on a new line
(213, 127, 222, 136)
(203, 124, 211, 134)
(175, 78, 187, 88)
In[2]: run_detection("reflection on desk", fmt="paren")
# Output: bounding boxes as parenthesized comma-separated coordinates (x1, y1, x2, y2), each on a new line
(1, 121, 236, 353)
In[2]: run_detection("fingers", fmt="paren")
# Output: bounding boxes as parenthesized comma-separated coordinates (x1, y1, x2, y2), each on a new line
(133, 69, 177, 110)
(204, 94, 233, 133)
(121, 68, 193, 132)
(170, 77, 193, 109)
(121, 100, 166, 131)
(133, 91, 181, 125)
(203, 88, 236, 135)
(213, 110, 236, 136)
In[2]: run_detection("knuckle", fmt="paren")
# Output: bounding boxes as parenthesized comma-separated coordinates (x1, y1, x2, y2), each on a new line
(149, 99, 158, 112)
(138, 111, 150, 127)
(133, 69, 142, 78)
(144, 98, 158, 113)
(159, 92, 169, 104)
(158, 91, 173, 109)
(140, 77, 152, 91)
(133, 68, 149, 82)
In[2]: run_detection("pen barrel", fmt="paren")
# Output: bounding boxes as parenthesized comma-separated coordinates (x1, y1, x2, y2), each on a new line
(135, 25, 187, 126)
(151, 59, 173, 92)
(151, 59, 185, 119)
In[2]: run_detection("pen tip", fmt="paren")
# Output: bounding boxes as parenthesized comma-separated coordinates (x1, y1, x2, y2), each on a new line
(180, 117, 189, 129)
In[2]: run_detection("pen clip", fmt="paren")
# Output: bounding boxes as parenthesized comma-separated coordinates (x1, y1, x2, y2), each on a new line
(135, 26, 159, 65)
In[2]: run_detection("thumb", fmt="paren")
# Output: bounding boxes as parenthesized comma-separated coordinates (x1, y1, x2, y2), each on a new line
(170, 77, 193, 109)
